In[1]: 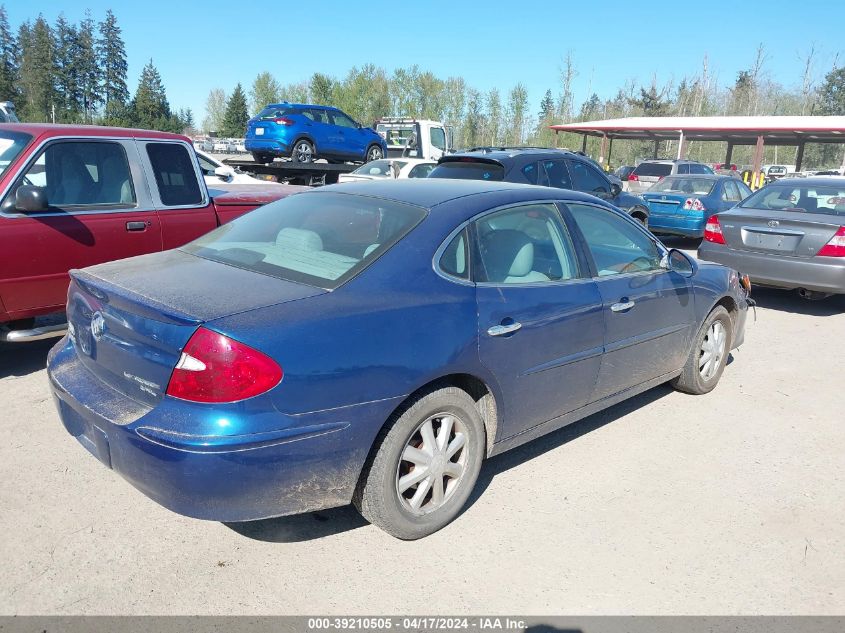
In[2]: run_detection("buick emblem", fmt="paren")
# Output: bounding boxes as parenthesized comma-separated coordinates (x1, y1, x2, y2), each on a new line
(768, 220, 779, 228)
(90, 311, 106, 341)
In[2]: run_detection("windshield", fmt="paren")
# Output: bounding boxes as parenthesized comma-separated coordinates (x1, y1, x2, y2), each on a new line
(632, 162, 672, 177)
(0, 131, 33, 179)
(650, 177, 715, 195)
(351, 160, 406, 176)
(429, 161, 505, 181)
(739, 183, 845, 216)
(183, 192, 427, 289)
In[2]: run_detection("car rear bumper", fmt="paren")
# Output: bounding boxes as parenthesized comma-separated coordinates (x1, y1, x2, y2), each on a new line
(698, 242, 845, 294)
(648, 214, 706, 237)
(47, 337, 399, 522)
(245, 138, 289, 155)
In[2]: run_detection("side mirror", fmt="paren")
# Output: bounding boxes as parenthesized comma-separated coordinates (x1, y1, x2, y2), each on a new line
(214, 166, 234, 182)
(660, 248, 697, 277)
(15, 185, 48, 213)
(610, 182, 622, 197)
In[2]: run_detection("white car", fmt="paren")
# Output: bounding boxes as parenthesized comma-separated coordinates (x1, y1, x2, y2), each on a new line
(212, 139, 229, 153)
(337, 158, 436, 183)
(195, 149, 273, 186)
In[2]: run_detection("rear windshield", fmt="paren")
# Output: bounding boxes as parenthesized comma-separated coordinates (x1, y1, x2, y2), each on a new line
(739, 184, 845, 216)
(650, 177, 715, 195)
(0, 130, 33, 179)
(256, 106, 293, 120)
(632, 162, 672, 177)
(183, 192, 427, 289)
(351, 159, 406, 176)
(429, 160, 505, 181)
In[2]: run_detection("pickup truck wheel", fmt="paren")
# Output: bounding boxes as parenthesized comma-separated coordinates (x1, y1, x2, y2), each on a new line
(365, 145, 383, 163)
(252, 152, 271, 164)
(292, 140, 315, 164)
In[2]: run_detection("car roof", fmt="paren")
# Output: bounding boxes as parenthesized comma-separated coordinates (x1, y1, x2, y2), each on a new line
(0, 123, 190, 142)
(264, 102, 337, 111)
(638, 159, 701, 164)
(661, 174, 724, 180)
(317, 178, 612, 210)
(763, 177, 845, 187)
(447, 147, 578, 161)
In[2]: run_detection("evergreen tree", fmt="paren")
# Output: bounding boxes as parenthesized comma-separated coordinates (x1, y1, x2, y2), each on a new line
(97, 9, 128, 108)
(485, 88, 502, 146)
(18, 16, 56, 122)
(222, 83, 249, 137)
(54, 14, 81, 121)
(250, 71, 280, 114)
(0, 5, 17, 102)
(506, 83, 529, 145)
(130, 59, 170, 130)
(309, 72, 333, 105)
(77, 11, 100, 123)
(538, 89, 554, 122)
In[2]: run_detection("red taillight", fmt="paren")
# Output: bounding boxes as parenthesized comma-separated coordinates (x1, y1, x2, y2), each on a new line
(817, 226, 845, 257)
(166, 327, 283, 403)
(704, 214, 726, 244)
(273, 117, 294, 126)
(628, 173, 639, 181)
(683, 198, 706, 212)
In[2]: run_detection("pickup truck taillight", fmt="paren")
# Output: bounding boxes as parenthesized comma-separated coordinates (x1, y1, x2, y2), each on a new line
(817, 226, 845, 257)
(166, 327, 283, 403)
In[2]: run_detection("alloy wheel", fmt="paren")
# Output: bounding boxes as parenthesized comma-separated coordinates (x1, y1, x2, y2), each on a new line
(295, 142, 313, 163)
(699, 320, 727, 381)
(395, 413, 468, 515)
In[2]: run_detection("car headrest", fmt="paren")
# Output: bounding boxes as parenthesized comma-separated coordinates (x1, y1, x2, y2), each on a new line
(275, 228, 323, 251)
(482, 229, 534, 281)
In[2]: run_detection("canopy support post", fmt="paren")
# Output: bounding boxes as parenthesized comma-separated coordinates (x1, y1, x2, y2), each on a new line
(724, 142, 734, 168)
(752, 135, 765, 189)
(581, 133, 587, 153)
(653, 139, 659, 159)
(795, 142, 806, 172)
(599, 134, 608, 165)
(676, 130, 686, 159)
(607, 137, 614, 170)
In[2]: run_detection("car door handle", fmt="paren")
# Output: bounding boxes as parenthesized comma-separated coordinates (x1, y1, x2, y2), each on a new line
(610, 300, 635, 312)
(126, 221, 147, 232)
(487, 322, 522, 337)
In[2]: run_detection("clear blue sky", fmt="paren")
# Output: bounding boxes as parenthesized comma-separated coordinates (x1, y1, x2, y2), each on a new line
(7, 0, 845, 121)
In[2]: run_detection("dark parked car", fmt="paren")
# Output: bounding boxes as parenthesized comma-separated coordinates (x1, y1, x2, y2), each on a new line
(49, 180, 749, 539)
(642, 175, 752, 238)
(614, 165, 635, 181)
(245, 102, 387, 165)
(430, 148, 651, 225)
(699, 177, 845, 299)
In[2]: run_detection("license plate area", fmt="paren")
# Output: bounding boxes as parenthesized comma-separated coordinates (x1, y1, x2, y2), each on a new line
(255, 127, 265, 135)
(741, 228, 801, 252)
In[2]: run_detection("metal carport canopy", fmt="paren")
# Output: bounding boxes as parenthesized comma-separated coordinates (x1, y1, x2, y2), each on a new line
(549, 116, 845, 143)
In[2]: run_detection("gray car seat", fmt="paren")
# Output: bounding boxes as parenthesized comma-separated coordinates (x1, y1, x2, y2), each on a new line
(481, 229, 549, 283)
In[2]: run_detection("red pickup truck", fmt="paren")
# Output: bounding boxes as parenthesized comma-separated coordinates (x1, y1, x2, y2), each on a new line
(0, 123, 300, 342)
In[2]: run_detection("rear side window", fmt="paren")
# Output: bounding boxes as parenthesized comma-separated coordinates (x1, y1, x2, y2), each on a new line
(429, 161, 504, 181)
(146, 143, 203, 206)
(633, 162, 672, 177)
(677, 163, 689, 175)
(439, 229, 469, 279)
(11, 140, 135, 208)
(539, 160, 572, 189)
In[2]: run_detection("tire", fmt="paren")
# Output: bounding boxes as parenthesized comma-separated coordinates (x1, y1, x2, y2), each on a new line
(630, 207, 649, 227)
(353, 386, 486, 540)
(251, 152, 271, 164)
(671, 305, 732, 395)
(365, 144, 384, 163)
(291, 139, 315, 163)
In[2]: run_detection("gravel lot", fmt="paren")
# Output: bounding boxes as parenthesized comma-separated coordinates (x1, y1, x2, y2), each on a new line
(1, 242, 843, 614)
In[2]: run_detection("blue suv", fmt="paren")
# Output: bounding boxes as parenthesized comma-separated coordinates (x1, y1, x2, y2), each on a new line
(245, 103, 387, 164)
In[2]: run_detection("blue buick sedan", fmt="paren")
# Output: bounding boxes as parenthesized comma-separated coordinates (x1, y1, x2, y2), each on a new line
(48, 180, 749, 539)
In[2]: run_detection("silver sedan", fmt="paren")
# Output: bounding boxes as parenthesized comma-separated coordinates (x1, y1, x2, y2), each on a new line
(698, 177, 845, 299)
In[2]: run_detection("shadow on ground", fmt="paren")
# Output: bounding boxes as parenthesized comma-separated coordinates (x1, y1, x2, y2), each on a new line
(750, 287, 845, 316)
(0, 338, 54, 379)
(226, 383, 675, 543)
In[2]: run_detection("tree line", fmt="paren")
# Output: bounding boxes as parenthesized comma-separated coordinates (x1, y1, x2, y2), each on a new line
(3, 5, 845, 169)
(0, 5, 191, 132)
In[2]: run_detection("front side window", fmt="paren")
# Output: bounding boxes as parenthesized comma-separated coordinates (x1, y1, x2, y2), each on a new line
(473, 203, 579, 284)
(146, 143, 203, 206)
(429, 127, 447, 151)
(407, 163, 435, 178)
(677, 163, 690, 175)
(184, 192, 427, 290)
(568, 160, 610, 194)
(11, 140, 135, 209)
(330, 111, 358, 129)
(351, 159, 402, 177)
(567, 203, 662, 276)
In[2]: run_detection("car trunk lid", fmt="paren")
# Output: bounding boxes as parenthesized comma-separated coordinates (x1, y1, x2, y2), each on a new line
(642, 193, 688, 215)
(717, 208, 843, 258)
(68, 249, 325, 407)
